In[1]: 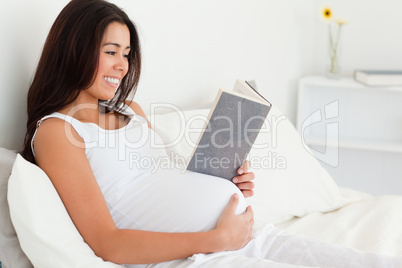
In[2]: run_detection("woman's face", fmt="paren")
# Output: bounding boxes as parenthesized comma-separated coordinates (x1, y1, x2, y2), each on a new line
(86, 22, 131, 101)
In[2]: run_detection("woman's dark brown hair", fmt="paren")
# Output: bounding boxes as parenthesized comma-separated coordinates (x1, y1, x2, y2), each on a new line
(22, 0, 141, 163)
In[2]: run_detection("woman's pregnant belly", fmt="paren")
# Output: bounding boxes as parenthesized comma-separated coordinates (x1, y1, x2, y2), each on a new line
(108, 168, 247, 233)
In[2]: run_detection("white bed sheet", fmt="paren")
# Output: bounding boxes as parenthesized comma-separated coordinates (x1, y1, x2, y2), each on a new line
(276, 187, 402, 257)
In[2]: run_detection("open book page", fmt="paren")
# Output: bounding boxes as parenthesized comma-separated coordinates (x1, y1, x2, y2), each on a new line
(232, 80, 271, 105)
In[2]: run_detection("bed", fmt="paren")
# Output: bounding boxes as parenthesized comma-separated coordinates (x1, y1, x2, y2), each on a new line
(1, 105, 401, 267)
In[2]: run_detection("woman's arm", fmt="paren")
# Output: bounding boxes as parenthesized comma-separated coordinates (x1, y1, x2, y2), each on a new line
(102, 193, 252, 263)
(34, 118, 253, 264)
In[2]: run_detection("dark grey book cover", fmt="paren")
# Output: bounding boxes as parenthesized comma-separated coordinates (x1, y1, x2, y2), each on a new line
(357, 70, 402, 75)
(186, 91, 271, 180)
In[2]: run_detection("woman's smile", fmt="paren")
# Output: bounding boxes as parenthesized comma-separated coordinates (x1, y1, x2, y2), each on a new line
(102, 75, 120, 88)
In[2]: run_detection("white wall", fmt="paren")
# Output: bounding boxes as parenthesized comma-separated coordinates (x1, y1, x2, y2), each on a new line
(0, 1, 69, 150)
(115, 0, 316, 117)
(0, 0, 315, 149)
(1, 0, 402, 150)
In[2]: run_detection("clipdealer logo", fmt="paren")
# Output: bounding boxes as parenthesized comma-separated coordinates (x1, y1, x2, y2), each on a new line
(300, 100, 339, 167)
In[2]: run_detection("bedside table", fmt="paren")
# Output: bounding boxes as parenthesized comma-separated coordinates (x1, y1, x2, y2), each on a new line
(297, 75, 402, 195)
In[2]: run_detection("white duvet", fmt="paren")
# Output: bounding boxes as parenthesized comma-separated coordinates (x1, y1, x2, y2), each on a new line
(149, 187, 402, 268)
(277, 187, 402, 257)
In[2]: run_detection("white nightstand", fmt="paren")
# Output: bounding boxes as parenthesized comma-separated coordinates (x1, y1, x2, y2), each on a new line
(297, 75, 402, 196)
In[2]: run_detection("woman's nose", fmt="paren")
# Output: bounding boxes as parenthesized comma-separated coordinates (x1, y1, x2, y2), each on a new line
(114, 55, 128, 73)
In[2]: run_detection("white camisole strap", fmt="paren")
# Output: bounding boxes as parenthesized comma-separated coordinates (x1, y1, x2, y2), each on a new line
(30, 103, 136, 158)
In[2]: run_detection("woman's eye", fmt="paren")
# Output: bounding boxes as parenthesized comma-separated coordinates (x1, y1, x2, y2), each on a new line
(124, 54, 129, 59)
(106, 51, 116, 55)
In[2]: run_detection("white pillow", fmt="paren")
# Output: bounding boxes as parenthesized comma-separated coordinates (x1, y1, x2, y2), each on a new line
(150, 106, 356, 224)
(8, 154, 123, 268)
(0, 148, 33, 268)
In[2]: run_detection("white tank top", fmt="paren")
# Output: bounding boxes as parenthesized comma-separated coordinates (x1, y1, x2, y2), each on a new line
(32, 103, 247, 233)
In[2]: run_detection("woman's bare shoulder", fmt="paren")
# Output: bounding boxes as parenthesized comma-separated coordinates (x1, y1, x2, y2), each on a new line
(125, 100, 152, 128)
(33, 117, 88, 177)
(34, 117, 85, 159)
(125, 100, 144, 115)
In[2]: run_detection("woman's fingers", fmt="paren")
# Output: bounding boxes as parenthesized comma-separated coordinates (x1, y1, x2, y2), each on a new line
(235, 181, 255, 191)
(246, 205, 253, 218)
(216, 197, 254, 251)
(233, 171, 255, 198)
(245, 206, 254, 234)
(225, 193, 239, 214)
(236, 181, 255, 197)
(232, 172, 255, 183)
(237, 160, 251, 175)
(241, 189, 254, 198)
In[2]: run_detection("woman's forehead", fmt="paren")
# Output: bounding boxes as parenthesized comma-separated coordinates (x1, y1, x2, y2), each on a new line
(102, 22, 130, 48)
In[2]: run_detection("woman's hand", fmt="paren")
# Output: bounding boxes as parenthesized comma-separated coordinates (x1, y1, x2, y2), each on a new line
(232, 160, 255, 198)
(214, 194, 254, 251)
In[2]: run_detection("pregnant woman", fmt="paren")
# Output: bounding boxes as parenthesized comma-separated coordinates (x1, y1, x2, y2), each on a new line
(22, 0, 402, 267)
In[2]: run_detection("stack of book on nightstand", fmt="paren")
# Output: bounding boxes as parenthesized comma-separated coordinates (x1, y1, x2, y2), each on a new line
(354, 70, 402, 86)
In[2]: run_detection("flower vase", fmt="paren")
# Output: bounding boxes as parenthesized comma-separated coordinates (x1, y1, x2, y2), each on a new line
(326, 24, 342, 79)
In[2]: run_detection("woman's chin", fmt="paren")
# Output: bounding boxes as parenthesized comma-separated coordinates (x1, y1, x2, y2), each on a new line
(99, 97, 113, 101)
(99, 93, 116, 101)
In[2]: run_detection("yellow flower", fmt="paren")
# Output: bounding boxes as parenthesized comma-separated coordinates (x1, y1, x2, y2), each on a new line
(319, 6, 348, 77)
(321, 6, 332, 21)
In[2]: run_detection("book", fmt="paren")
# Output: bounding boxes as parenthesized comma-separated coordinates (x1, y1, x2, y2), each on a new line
(354, 70, 402, 86)
(186, 79, 272, 180)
